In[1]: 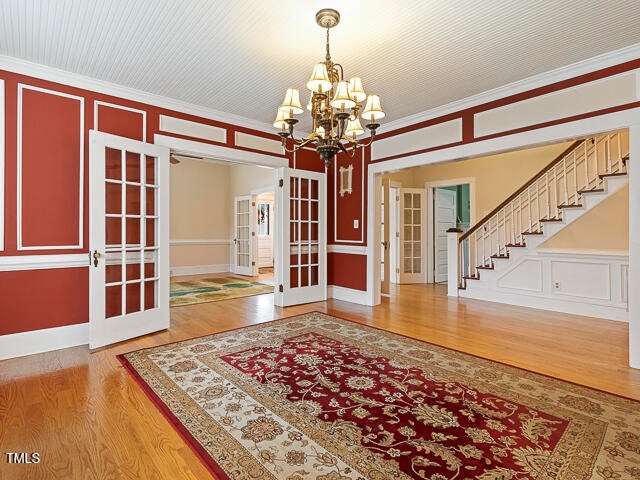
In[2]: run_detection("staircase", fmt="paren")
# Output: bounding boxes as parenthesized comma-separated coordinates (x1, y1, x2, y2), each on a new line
(454, 131, 629, 320)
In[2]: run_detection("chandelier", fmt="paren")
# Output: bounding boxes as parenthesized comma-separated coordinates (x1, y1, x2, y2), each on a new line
(274, 8, 385, 169)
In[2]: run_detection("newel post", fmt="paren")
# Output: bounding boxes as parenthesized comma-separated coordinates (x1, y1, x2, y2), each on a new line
(447, 228, 462, 297)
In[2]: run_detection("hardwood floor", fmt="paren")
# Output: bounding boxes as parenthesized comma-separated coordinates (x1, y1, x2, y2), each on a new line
(1, 284, 638, 479)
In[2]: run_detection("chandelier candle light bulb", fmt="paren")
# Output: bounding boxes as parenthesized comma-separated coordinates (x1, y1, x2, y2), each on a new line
(274, 8, 385, 169)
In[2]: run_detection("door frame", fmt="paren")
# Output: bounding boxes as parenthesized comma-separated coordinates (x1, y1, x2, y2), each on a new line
(433, 187, 458, 283)
(424, 177, 476, 283)
(89, 130, 170, 349)
(153, 134, 287, 279)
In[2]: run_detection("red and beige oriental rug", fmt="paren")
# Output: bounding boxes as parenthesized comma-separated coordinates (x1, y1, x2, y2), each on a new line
(119, 312, 640, 480)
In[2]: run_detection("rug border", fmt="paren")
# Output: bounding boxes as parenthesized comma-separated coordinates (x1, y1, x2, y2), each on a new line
(117, 354, 229, 480)
(117, 310, 639, 479)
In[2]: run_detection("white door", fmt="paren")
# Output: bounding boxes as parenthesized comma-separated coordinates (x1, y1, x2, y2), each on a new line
(389, 187, 400, 285)
(256, 198, 274, 268)
(274, 168, 326, 307)
(89, 131, 169, 349)
(399, 188, 427, 284)
(233, 195, 254, 276)
(381, 177, 391, 295)
(434, 188, 457, 282)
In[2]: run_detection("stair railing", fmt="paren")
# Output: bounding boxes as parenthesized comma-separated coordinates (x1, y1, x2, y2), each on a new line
(457, 131, 628, 287)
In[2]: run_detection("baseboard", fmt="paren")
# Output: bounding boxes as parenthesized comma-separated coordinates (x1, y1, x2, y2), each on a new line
(459, 288, 628, 322)
(170, 264, 231, 277)
(0, 323, 89, 360)
(328, 285, 371, 305)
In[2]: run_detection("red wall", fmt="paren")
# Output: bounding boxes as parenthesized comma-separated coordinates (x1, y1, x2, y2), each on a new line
(0, 69, 290, 335)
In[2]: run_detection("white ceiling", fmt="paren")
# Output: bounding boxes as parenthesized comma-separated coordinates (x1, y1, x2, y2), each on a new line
(2, 0, 640, 133)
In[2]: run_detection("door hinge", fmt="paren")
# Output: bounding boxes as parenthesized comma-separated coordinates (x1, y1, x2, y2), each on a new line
(252, 261, 255, 266)
(279, 179, 284, 188)
(279, 284, 284, 292)
(252, 231, 255, 236)
(252, 202, 255, 207)
(396, 232, 400, 237)
(396, 268, 400, 273)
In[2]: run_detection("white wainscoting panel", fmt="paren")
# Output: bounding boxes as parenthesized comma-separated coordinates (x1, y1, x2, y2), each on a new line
(371, 118, 462, 161)
(496, 259, 543, 292)
(235, 132, 283, 155)
(475, 72, 637, 137)
(550, 260, 610, 300)
(159, 115, 226, 143)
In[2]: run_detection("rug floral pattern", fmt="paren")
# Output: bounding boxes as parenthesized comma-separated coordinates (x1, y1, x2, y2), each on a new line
(120, 312, 640, 480)
(170, 276, 273, 307)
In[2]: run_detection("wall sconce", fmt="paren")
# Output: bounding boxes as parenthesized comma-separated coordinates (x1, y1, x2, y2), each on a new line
(339, 164, 353, 197)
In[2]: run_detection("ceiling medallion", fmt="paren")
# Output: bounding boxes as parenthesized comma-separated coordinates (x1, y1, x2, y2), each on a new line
(274, 8, 385, 169)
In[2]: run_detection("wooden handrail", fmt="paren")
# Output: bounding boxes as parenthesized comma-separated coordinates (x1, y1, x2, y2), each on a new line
(459, 140, 582, 243)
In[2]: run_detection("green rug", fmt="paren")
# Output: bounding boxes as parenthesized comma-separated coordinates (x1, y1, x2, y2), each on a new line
(170, 276, 273, 307)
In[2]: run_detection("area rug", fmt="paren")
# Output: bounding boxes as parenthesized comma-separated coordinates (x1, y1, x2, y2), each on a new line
(170, 276, 273, 307)
(118, 312, 640, 480)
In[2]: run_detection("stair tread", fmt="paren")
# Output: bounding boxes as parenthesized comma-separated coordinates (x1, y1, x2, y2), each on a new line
(540, 217, 563, 222)
(599, 171, 627, 179)
(505, 243, 526, 247)
(558, 203, 583, 209)
(490, 254, 509, 259)
(577, 188, 605, 194)
(476, 265, 494, 270)
(522, 230, 543, 235)
(462, 275, 479, 280)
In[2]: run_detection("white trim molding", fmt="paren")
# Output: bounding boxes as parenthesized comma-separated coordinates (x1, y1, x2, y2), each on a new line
(328, 245, 368, 255)
(334, 148, 365, 243)
(0, 78, 4, 251)
(0, 323, 88, 360)
(0, 253, 88, 271)
(170, 239, 232, 246)
(170, 263, 232, 277)
(94, 100, 147, 142)
(154, 134, 287, 168)
(328, 285, 371, 305)
(0, 54, 273, 134)
(17, 83, 85, 250)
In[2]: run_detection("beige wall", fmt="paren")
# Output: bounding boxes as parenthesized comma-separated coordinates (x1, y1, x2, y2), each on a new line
(170, 160, 276, 272)
(540, 185, 629, 251)
(389, 142, 574, 220)
(170, 159, 232, 269)
(229, 164, 275, 198)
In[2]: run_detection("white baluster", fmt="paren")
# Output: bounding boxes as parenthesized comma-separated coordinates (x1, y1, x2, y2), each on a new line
(607, 135, 612, 174)
(519, 196, 523, 244)
(510, 202, 515, 244)
(563, 156, 569, 205)
(527, 186, 532, 232)
(545, 172, 550, 219)
(617, 132, 622, 172)
(584, 141, 589, 191)
(572, 150, 578, 204)
(536, 181, 541, 231)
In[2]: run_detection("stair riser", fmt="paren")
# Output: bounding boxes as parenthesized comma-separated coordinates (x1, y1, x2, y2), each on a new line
(603, 176, 628, 194)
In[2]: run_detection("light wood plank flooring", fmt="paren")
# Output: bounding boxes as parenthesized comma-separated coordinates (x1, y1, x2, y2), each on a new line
(1, 284, 638, 479)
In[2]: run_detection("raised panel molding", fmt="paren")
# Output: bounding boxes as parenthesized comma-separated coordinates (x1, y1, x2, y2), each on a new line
(474, 72, 637, 138)
(234, 132, 283, 155)
(0, 254, 88, 271)
(17, 84, 84, 250)
(334, 148, 365, 243)
(94, 100, 147, 141)
(159, 115, 226, 144)
(550, 260, 611, 300)
(496, 259, 543, 292)
(371, 118, 462, 161)
(0, 79, 4, 251)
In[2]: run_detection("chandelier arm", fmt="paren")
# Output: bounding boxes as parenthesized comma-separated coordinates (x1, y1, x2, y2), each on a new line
(338, 142, 357, 158)
(281, 135, 318, 153)
(358, 130, 377, 148)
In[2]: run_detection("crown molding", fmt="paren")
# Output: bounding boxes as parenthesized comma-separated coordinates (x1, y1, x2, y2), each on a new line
(0, 55, 274, 134)
(382, 43, 640, 133)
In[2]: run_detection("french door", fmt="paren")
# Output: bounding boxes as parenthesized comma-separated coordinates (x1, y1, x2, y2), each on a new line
(89, 131, 169, 349)
(381, 177, 391, 295)
(232, 195, 255, 276)
(274, 168, 326, 307)
(399, 188, 427, 284)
